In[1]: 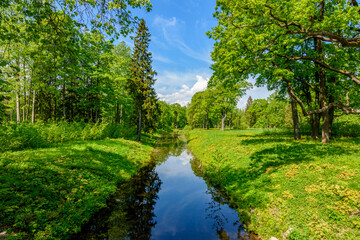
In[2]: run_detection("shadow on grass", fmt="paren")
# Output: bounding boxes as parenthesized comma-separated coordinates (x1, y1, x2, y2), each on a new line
(0, 140, 145, 239)
(204, 140, 360, 222)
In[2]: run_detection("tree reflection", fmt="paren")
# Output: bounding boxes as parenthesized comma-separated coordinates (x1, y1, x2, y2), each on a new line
(151, 133, 185, 163)
(72, 163, 162, 240)
(205, 185, 259, 240)
(192, 157, 259, 240)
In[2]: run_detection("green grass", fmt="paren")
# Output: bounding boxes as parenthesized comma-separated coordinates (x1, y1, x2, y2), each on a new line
(185, 129, 360, 240)
(0, 136, 156, 239)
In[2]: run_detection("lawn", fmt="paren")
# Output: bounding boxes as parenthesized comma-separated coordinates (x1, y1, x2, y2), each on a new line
(185, 129, 360, 240)
(0, 136, 155, 239)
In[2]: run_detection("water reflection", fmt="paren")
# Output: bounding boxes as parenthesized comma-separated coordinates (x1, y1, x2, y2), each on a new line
(73, 134, 258, 240)
(72, 163, 161, 240)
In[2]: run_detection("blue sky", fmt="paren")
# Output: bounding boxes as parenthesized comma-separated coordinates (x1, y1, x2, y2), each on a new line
(123, 0, 272, 109)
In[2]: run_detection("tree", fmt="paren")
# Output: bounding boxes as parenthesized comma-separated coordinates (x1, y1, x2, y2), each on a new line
(208, 0, 360, 143)
(127, 20, 157, 141)
(0, 0, 152, 125)
(208, 79, 245, 131)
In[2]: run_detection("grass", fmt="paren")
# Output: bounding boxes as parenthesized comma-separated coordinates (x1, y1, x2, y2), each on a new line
(184, 129, 360, 240)
(0, 135, 156, 240)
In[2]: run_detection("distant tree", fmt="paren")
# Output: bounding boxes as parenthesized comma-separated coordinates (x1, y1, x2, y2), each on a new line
(187, 91, 207, 129)
(246, 99, 268, 128)
(127, 20, 157, 141)
(245, 96, 253, 113)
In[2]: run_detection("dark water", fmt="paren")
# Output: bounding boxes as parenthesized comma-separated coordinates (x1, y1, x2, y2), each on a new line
(73, 135, 256, 240)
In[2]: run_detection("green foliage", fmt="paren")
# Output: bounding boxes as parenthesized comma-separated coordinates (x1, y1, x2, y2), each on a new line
(157, 101, 187, 130)
(0, 122, 136, 152)
(299, 114, 360, 137)
(127, 20, 158, 140)
(0, 137, 154, 239)
(332, 114, 360, 137)
(186, 129, 360, 239)
(208, 0, 360, 143)
(245, 93, 291, 129)
(187, 84, 244, 130)
(0, 1, 154, 128)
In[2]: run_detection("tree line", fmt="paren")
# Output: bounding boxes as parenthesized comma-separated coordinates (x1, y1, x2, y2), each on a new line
(207, 0, 360, 143)
(0, 0, 188, 141)
(187, 91, 294, 130)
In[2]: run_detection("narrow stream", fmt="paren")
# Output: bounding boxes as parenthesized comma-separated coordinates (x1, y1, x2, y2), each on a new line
(73, 135, 256, 240)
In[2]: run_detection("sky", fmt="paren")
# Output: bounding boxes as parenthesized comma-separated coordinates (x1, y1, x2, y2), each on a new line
(122, 0, 273, 109)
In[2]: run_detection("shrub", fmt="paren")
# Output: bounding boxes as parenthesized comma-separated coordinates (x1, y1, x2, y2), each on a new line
(332, 114, 360, 137)
(0, 122, 134, 152)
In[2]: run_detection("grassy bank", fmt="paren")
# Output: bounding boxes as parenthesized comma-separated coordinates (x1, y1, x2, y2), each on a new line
(185, 129, 360, 240)
(0, 136, 156, 239)
(0, 122, 137, 152)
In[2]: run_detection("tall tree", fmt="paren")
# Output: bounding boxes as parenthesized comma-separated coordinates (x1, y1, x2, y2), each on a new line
(208, 0, 360, 143)
(127, 20, 157, 141)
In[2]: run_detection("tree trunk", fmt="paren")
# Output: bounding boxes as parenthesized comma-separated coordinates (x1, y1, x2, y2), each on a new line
(316, 38, 330, 143)
(22, 61, 26, 121)
(221, 109, 227, 131)
(206, 112, 209, 130)
(23, 87, 26, 121)
(304, 84, 319, 139)
(328, 76, 336, 135)
(31, 91, 36, 123)
(137, 108, 142, 141)
(54, 94, 57, 121)
(320, 75, 330, 143)
(27, 79, 32, 121)
(63, 82, 66, 121)
(16, 87, 21, 123)
(120, 104, 123, 124)
(289, 92, 301, 140)
(115, 102, 120, 123)
(14, 58, 21, 124)
(228, 113, 232, 130)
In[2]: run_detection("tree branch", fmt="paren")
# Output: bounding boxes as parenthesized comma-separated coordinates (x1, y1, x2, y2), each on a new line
(294, 77, 320, 92)
(265, 5, 304, 31)
(279, 54, 360, 86)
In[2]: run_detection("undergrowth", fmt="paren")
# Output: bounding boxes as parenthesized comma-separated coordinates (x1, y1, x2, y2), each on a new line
(0, 122, 136, 152)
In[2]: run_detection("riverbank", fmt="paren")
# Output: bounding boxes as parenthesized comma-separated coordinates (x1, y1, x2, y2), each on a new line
(185, 129, 360, 239)
(0, 136, 156, 239)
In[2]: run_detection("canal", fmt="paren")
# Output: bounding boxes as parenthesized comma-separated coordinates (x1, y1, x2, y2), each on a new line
(73, 134, 254, 240)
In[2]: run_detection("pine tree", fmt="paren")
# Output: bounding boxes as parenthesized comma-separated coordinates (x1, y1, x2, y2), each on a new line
(127, 20, 157, 141)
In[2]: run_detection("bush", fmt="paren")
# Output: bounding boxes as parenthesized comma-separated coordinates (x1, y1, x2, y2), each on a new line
(299, 114, 360, 137)
(332, 114, 360, 137)
(0, 122, 135, 152)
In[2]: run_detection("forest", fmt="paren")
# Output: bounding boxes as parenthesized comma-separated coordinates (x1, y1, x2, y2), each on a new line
(1, 0, 360, 240)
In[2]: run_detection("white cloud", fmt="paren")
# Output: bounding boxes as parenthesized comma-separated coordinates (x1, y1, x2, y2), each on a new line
(153, 54, 173, 64)
(155, 68, 212, 93)
(153, 16, 178, 27)
(152, 16, 212, 64)
(158, 75, 209, 106)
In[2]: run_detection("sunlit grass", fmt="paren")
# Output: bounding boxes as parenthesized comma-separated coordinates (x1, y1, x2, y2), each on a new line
(0, 136, 155, 239)
(185, 129, 360, 239)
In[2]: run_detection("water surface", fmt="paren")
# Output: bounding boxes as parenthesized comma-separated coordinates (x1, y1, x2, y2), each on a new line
(73, 135, 256, 240)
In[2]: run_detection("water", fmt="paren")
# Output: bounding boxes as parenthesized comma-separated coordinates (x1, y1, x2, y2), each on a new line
(73, 135, 256, 240)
